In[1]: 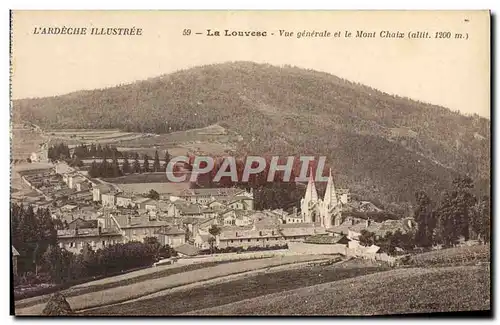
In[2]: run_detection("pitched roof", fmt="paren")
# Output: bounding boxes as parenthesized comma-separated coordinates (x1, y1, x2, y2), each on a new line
(157, 226, 185, 236)
(175, 202, 203, 215)
(12, 246, 20, 256)
(305, 234, 348, 244)
(175, 243, 200, 256)
(113, 213, 170, 229)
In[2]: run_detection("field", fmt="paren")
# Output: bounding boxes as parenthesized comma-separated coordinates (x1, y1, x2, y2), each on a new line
(83, 259, 390, 316)
(115, 182, 191, 195)
(46, 129, 145, 146)
(407, 244, 490, 267)
(46, 124, 237, 158)
(187, 264, 490, 315)
(15, 254, 331, 315)
(11, 126, 48, 161)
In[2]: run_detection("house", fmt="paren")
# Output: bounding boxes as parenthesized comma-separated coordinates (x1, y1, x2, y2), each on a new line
(57, 228, 123, 254)
(305, 233, 349, 245)
(68, 218, 98, 230)
(116, 193, 135, 208)
(110, 213, 171, 243)
(174, 243, 200, 257)
(175, 201, 205, 218)
(12, 246, 20, 276)
(156, 226, 186, 248)
(178, 187, 252, 206)
(207, 200, 226, 210)
(284, 215, 304, 224)
(222, 210, 253, 227)
(92, 184, 111, 202)
(75, 182, 90, 192)
(217, 225, 284, 249)
(102, 192, 118, 207)
(134, 197, 155, 210)
(193, 231, 211, 249)
(328, 217, 415, 241)
(227, 195, 254, 211)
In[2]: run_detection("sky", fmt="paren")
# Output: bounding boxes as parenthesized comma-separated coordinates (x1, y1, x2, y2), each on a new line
(11, 10, 490, 118)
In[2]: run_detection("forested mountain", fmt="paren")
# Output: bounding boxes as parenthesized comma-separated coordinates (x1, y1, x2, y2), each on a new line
(12, 61, 490, 209)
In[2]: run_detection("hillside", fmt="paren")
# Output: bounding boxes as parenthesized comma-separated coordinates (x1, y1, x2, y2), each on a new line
(186, 265, 490, 315)
(12, 62, 490, 208)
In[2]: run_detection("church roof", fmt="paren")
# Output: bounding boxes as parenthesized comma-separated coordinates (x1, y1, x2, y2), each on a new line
(323, 169, 338, 206)
(303, 168, 318, 202)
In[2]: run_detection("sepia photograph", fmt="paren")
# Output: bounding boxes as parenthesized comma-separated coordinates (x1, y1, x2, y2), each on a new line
(9, 10, 491, 316)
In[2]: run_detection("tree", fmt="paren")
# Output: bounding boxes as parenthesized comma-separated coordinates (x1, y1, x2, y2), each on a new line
(122, 154, 131, 174)
(163, 150, 171, 171)
(88, 160, 99, 178)
(42, 292, 73, 316)
(435, 176, 477, 246)
(133, 153, 141, 173)
(146, 189, 160, 200)
(111, 152, 122, 178)
(359, 230, 376, 247)
(414, 191, 436, 247)
(208, 225, 222, 254)
(471, 195, 490, 243)
(143, 154, 150, 173)
(144, 237, 162, 261)
(208, 237, 217, 254)
(153, 150, 161, 172)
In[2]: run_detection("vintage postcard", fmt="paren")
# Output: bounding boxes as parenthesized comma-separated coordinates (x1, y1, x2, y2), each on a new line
(10, 10, 491, 316)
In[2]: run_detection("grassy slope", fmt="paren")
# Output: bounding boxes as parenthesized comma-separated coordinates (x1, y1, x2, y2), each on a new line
(187, 265, 490, 315)
(13, 62, 490, 207)
(82, 260, 391, 315)
(407, 244, 490, 267)
(15, 255, 331, 315)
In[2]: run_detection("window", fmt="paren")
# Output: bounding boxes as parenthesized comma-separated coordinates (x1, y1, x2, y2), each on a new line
(102, 240, 106, 246)
(247, 239, 251, 242)
(259, 231, 262, 236)
(230, 240, 234, 243)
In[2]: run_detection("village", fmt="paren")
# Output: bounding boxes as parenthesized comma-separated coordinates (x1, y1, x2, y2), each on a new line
(12, 141, 416, 268)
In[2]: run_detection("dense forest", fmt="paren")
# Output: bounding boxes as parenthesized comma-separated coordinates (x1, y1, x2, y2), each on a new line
(13, 62, 490, 207)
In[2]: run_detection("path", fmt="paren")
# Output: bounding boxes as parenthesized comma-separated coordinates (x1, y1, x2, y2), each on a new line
(15, 254, 334, 315)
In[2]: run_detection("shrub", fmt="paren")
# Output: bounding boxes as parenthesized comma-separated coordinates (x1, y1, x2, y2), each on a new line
(42, 292, 73, 316)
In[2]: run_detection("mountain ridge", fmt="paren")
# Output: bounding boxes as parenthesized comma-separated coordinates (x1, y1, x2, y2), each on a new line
(12, 61, 490, 210)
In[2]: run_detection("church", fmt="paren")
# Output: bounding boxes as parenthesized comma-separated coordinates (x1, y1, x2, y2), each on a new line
(300, 169, 347, 228)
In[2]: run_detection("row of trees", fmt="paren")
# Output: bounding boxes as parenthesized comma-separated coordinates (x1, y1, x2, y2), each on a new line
(358, 176, 490, 253)
(40, 237, 176, 284)
(414, 176, 490, 247)
(87, 150, 172, 178)
(11, 203, 62, 275)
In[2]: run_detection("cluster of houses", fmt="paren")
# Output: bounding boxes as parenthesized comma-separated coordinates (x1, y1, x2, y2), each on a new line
(15, 162, 416, 259)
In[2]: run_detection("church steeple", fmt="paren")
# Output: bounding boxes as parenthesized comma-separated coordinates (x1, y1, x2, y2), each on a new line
(323, 168, 338, 207)
(304, 167, 318, 202)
